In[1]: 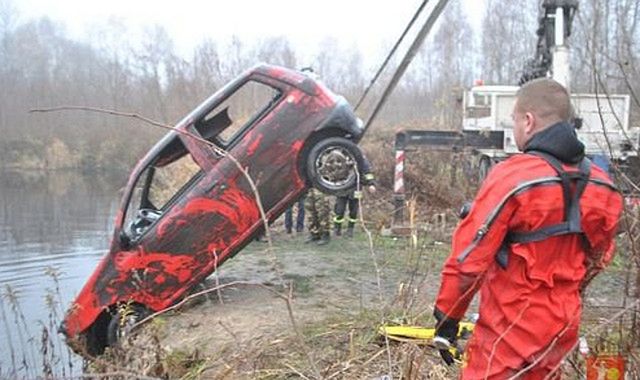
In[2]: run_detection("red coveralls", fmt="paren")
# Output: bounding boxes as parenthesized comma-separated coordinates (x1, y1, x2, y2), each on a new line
(435, 153, 622, 379)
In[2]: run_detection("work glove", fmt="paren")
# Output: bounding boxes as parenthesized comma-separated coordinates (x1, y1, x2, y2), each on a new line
(434, 308, 459, 366)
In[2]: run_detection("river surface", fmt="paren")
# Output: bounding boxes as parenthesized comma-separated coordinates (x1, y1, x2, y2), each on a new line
(0, 170, 122, 377)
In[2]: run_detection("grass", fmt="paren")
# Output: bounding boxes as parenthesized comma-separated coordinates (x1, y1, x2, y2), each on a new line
(282, 273, 313, 296)
(162, 349, 207, 380)
(91, 228, 458, 379)
(0, 267, 77, 379)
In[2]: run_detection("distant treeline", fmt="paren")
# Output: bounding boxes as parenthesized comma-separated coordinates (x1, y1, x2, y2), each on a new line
(0, 0, 637, 171)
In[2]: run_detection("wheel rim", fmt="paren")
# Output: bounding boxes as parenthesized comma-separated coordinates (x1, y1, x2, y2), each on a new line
(314, 145, 356, 190)
(115, 314, 137, 341)
(113, 307, 144, 342)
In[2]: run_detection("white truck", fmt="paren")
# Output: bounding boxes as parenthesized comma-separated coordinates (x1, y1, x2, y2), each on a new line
(462, 85, 636, 180)
(461, 0, 637, 181)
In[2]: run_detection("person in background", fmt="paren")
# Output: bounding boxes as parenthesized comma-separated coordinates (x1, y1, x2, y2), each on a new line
(305, 188, 332, 245)
(285, 193, 306, 234)
(333, 156, 376, 238)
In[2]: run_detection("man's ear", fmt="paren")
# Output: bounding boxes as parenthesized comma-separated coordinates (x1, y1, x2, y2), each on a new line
(524, 112, 536, 135)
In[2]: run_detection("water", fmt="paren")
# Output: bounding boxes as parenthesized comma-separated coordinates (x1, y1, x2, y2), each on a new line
(0, 170, 122, 377)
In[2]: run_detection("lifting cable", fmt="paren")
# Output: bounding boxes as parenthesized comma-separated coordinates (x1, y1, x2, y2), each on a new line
(360, 0, 451, 135)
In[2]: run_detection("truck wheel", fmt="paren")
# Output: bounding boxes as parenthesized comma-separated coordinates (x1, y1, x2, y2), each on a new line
(478, 156, 492, 182)
(106, 304, 150, 347)
(306, 137, 363, 196)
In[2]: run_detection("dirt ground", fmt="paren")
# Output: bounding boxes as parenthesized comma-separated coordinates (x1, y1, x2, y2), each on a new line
(122, 227, 457, 379)
(105, 224, 636, 379)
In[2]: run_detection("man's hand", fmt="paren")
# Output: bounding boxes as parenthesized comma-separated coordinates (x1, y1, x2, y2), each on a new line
(367, 185, 376, 194)
(434, 308, 459, 366)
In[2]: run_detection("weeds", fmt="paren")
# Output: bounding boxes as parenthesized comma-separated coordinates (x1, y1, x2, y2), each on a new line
(0, 267, 78, 379)
(3, 284, 38, 378)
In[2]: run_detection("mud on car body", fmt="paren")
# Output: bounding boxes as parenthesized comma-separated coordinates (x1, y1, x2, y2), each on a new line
(61, 64, 368, 355)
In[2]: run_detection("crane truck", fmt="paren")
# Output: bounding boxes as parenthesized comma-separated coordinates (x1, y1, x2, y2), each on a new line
(463, 0, 637, 180)
(390, 0, 637, 227)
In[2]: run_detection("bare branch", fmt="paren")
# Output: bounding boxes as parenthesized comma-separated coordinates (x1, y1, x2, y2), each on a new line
(541, 299, 640, 379)
(29, 105, 283, 281)
(29, 106, 168, 129)
(485, 301, 530, 380)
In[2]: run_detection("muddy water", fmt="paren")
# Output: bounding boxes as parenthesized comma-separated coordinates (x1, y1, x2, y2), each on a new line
(0, 170, 121, 376)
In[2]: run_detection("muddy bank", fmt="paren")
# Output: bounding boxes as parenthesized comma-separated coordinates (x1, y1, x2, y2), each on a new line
(95, 229, 634, 379)
(101, 230, 454, 379)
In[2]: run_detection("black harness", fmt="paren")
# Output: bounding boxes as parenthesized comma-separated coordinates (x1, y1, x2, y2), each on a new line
(456, 151, 617, 268)
(495, 151, 591, 268)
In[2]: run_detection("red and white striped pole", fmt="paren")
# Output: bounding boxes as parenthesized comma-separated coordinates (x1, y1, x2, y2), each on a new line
(393, 134, 406, 225)
(394, 149, 405, 195)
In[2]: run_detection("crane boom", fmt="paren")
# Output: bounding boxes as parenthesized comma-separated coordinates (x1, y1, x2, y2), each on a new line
(519, 0, 578, 88)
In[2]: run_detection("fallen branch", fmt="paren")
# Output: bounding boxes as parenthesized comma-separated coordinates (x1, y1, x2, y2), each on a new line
(283, 362, 312, 380)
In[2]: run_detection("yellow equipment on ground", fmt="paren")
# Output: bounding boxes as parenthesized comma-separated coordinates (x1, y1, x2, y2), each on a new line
(378, 322, 475, 344)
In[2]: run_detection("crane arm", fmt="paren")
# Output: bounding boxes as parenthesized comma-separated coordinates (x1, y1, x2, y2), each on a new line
(519, 0, 578, 86)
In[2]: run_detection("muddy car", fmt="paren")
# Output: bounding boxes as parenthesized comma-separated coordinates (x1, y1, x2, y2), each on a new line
(61, 64, 368, 355)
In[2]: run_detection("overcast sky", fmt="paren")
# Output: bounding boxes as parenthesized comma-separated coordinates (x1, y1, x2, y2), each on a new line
(12, 0, 486, 64)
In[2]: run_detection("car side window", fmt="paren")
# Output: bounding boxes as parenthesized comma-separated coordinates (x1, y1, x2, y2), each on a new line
(148, 153, 200, 210)
(195, 80, 280, 146)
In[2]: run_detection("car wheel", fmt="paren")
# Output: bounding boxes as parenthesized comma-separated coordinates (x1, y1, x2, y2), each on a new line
(306, 137, 364, 195)
(106, 304, 149, 347)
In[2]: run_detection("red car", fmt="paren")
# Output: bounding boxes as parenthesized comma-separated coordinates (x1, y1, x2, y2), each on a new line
(61, 64, 367, 355)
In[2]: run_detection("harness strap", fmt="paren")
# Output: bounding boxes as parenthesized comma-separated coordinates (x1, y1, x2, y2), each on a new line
(458, 173, 618, 266)
(495, 152, 592, 268)
(507, 222, 574, 243)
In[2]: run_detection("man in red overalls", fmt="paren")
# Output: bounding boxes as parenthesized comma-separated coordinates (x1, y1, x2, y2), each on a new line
(433, 78, 623, 379)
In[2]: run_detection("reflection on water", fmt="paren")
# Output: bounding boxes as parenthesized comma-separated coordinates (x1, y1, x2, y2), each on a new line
(0, 170, 122, 377)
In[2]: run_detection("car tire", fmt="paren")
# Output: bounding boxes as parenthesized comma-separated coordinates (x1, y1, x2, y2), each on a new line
(106, 304, 149, 347)
(306, 137, 364, 196)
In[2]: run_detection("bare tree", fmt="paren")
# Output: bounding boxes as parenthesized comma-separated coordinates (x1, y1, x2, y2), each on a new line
(191, 38, 223, 101)
(429, 0, 475, 128)
(256, 35, 297, 68)
(480, 0, 537, 84)
(132, 25, 175, 124)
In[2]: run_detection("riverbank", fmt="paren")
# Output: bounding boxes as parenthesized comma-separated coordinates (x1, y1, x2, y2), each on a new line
(88, 228, 638, 379)
(89, 229, 459, 379)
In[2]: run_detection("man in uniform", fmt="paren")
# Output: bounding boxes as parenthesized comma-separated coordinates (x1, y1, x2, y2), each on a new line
(333, 156, 376, 237)
(306, 188, 332, 245)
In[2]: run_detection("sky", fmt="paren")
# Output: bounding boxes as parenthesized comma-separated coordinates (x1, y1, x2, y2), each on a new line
(11, 0, 486, 64)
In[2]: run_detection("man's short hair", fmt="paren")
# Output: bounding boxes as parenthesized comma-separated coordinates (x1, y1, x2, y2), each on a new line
(515, 78, 572, 125)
